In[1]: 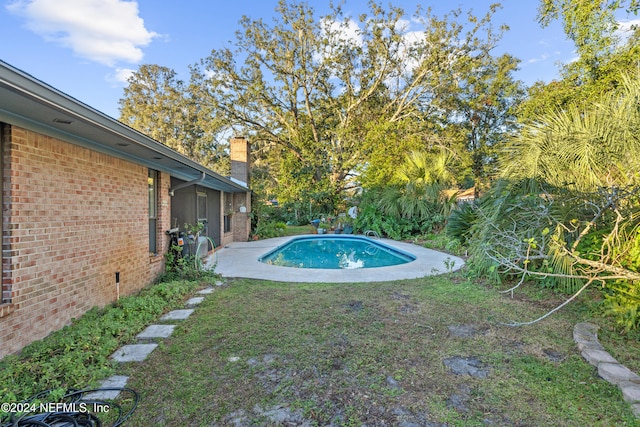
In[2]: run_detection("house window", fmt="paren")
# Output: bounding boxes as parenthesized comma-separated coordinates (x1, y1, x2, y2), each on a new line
(148, 169, 158, 254)
(224, 192, 232, 233)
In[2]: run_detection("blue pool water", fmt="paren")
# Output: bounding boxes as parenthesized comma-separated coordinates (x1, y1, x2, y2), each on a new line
(259, 235, 416, 269)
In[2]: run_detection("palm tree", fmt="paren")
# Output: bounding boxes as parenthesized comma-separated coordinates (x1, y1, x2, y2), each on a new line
(378, 149, 460, 219)
(467, 73, 640, 327)
(502, 74, 640, 192)
(395, 149, 458, 188)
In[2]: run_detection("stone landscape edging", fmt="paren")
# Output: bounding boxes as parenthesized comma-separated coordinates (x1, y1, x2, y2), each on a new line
(574, 322, 640, 418)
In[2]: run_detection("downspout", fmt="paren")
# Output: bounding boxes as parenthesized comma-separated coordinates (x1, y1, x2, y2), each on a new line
(169, 171, 206, 196)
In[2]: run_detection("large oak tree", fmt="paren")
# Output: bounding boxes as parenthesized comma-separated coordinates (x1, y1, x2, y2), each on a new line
(119, 64, 229, 173)
(192, 0, 522, 205)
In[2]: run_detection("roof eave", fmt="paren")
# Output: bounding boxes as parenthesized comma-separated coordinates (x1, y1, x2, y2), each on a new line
(0, 60, 247, 193)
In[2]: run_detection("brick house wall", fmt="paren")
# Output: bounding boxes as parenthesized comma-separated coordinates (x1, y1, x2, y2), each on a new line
(220, 195, 250, 247)
(0, 125, 170, 358)
(232, 193, 251, 243)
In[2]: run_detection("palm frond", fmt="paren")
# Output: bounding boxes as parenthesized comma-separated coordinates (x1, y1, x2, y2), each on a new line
(502, 72, 640, 191)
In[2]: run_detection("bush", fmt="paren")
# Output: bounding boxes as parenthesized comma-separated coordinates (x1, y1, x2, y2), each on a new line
(419, 232, 467, 257)
(603, 281, 640, 332)
(161, 243, 219, 284)
(254, 220, 288, 239)
(445, 202, 477, 244)
(354, 187, 448, 239)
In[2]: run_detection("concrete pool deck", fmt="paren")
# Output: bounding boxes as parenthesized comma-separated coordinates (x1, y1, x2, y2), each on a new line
(209, 235, 465, 283)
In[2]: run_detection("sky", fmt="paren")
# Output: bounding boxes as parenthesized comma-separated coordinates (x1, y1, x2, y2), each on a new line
(1, 0, 637, 120)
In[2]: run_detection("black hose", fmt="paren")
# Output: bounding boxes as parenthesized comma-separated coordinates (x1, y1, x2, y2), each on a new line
(1, 387, 139, 427)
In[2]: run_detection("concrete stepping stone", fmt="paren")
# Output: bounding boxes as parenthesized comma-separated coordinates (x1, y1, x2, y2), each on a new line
(136, 324, 175, 340)
(111, 344, 157, 362)
(82, 375, 129, 400)
(215, 280, 225, 287)
(197, 287, 215, 294)
(160, 309, 194, 320)
(186, 297, 204, 307)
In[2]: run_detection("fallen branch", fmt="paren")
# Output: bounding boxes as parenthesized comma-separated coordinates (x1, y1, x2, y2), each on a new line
(499, 279, 595, 327)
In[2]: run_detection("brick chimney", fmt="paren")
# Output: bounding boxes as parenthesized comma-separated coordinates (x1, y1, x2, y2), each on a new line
(230, 136, 250, 187)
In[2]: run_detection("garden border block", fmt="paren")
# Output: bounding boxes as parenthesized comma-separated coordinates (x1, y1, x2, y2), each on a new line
(574, 322, 640, 419)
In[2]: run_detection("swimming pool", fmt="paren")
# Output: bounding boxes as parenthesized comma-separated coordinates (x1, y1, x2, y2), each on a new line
(258, 235, 416, 269)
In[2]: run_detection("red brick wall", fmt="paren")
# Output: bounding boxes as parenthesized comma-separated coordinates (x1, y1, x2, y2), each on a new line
(230, 136, 250, 186)
(0, 125, 169, 358)
(227, 137, 251, 244)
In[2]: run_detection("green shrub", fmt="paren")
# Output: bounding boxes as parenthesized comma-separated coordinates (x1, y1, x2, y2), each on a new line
(254, 220, 287, 239)
(354, 187, 448, 239)
(161, 243, 219, 284)
(445, 202, 477, 244)
(419, 232, 467, 257)
(603, 281, 640, 332)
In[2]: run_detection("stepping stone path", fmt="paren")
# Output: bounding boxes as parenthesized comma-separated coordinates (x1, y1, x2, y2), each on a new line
(574, 322, 640, 418)
(82, 375, 129, 401)
(443, 356, 489, 379)
(136, 324, 175, 340)
(160, 308, 194, 320)
(111, 343, 158, 362)
(186, 297, 204, 307)
(100, 283, 220, 399)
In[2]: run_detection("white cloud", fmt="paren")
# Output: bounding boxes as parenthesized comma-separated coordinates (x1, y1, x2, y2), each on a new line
(6, 0, 158, 66)
(615, 18, 640, 42)
(527, 53, 549, 64)
(107, 67, 135, 85)
(321, 17, 363, 50)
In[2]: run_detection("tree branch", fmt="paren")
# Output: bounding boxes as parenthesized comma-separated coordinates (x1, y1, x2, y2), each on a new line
(499, 279, 595, 327)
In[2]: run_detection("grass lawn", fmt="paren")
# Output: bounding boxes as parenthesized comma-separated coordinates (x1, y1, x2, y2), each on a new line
(120, 274, 639, 426)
